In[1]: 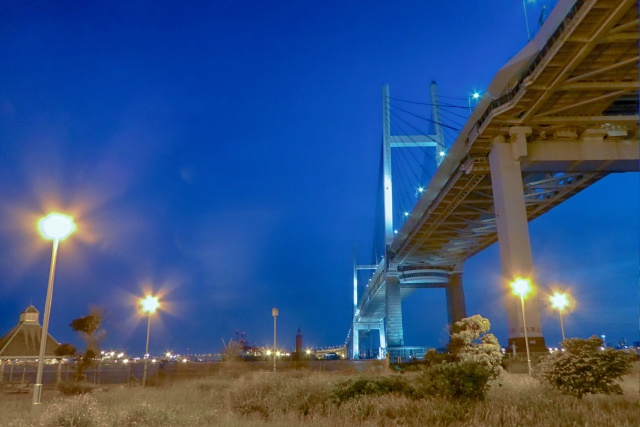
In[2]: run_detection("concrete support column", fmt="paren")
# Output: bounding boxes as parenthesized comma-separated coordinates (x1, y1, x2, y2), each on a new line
(446, 271, 467, 327)
(489, 134, 546, 352)
(385, 276, 404, 347)
(378, 320, 386, 357)
(352, 325, 360, 359)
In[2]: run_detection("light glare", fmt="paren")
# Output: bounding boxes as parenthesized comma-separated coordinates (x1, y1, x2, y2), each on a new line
(141, 295, 160, 313)
(511, 278, 530, 297)
(550, 292, 569, 311)
(38, 213, 76, 241)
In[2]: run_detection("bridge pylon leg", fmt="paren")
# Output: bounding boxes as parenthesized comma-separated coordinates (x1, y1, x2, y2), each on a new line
(352, 323, 360, 359)
(378, 320, 386, 358)
(385, 276, 404, 349)
(446, 271, 467, 327)
(489, 134, 547, 353)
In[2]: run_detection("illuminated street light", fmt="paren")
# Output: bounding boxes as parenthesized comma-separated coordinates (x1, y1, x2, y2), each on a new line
(468, 92, 481, 113)
(272, 307, 278, 373)
(550, 292, 569, 342)
(511, 278, 532, 376)
(141, 295, 160, 387)
(33, 213, 76, 405)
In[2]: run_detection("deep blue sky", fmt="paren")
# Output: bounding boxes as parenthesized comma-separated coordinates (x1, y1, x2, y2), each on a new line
(0, 0, 637, 356)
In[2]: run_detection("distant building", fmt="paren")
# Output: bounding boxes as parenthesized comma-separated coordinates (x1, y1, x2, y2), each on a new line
(296, 328, 302, 355)
(0, 305, 60, 360)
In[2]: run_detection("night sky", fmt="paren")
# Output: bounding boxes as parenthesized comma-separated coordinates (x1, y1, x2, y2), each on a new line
(0, 0, 637, 356)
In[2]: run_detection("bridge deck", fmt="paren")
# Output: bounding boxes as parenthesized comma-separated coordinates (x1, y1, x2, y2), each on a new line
(357, 0, 638, 323)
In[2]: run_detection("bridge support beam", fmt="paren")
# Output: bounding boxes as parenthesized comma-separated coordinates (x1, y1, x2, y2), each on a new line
(446, 271, 467, 327)
(385, 276, 404, 348)
(489, 134, 547, 353)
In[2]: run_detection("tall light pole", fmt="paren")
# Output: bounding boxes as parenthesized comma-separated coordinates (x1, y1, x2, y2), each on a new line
(550, 292, 569, 343)
(141, 295, 160, 387)
(33, 213, 76, 405)
(272, 307, 278, 373)
(512, 278, 532, 376)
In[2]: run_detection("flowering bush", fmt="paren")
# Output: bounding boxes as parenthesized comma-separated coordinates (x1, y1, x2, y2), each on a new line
(448, 315, 503, 380)
(535, 336, 634, 398)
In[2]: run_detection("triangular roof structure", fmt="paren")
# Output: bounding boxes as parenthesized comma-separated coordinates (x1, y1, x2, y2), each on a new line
(0, 305, 60, 359)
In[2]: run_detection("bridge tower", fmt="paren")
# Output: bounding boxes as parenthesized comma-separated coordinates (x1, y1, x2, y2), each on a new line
(377, 83, 466, 358)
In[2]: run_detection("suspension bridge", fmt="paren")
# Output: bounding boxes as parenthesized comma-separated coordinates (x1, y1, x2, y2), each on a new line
(349, 0, 638, 359)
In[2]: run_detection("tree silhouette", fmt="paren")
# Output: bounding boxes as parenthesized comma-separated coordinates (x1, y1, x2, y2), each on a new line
(69, 306, 105, 382)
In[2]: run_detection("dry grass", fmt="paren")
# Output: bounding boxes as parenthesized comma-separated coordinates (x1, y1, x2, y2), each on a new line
(1, 361, 638, 426)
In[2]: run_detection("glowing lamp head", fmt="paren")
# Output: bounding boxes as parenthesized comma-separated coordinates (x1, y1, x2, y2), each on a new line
(141, 295, 160, 314)
(511, 278, 531, 297)
(439, 150, 446, 157)
(472, 92, 480, 100)
(550, 292, 569, 311)
(38, 213, 76, 241)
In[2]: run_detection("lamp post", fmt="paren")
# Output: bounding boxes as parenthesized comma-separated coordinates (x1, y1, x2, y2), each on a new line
(522, 0, 531, 40)
(468, 92, 480, 114)
(272, 307, 278, 372)
(550, 292, 569, 343)
(141, 295, 160, 387)
(511, 278, 532, 376)
(33, 213, 76, 405)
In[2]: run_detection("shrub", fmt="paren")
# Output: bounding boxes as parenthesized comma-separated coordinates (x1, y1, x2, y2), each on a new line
(333, 375, 413, 403)
(390, 349, 455, 372)
(414, 361, 494, 401)
(58, 380, 94, 395)
(535, 336, 634, 398)
(117, 402, 175, 426)
(40, 394, 104, 427)
(228, 371, 334, 418)
(449, 315, 503, 380)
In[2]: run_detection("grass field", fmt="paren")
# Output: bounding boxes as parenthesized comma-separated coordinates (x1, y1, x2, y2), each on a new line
(2, 361, 639, 426)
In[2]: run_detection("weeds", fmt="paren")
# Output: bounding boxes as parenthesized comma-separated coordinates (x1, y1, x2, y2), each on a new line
(2, 363, 638, 426)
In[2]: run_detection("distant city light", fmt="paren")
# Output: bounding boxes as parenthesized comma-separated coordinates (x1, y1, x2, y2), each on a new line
(417, 186, 424, 193)
(472, 92, 480, 99)
(439, 150, 446, 157)
(403, 212, 409, 217)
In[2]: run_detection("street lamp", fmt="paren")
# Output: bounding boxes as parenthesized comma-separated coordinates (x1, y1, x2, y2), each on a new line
(468, 91, 481, 113)
(511, 278, 532, 376)
(550, 292, 569, 342)
(141, 295, 160, 387)
(272, 307, 278, 372)
(33, 213, 76, 405)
